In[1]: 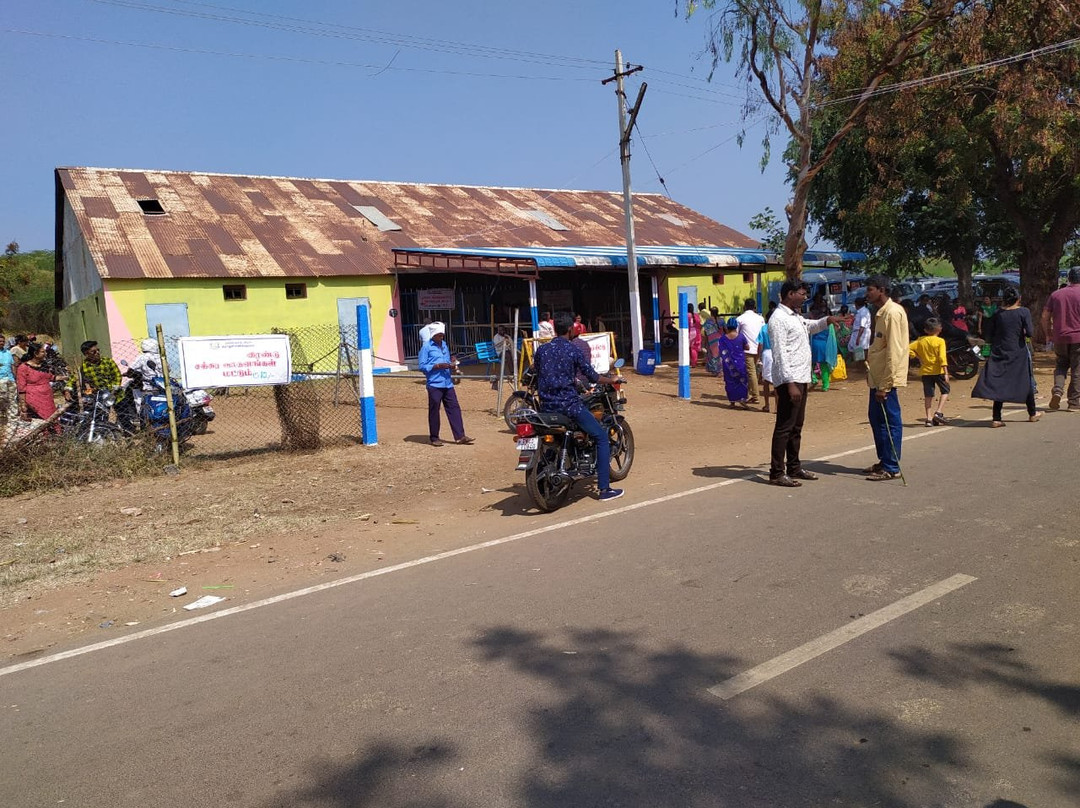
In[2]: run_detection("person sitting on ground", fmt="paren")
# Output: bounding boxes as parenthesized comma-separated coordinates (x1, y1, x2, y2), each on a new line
(909, 317, 951, 427)
(533, 311, 624, 502)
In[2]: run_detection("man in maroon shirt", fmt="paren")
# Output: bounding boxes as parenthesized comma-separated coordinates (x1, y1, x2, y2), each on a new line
(1041, 267, 1080, 411)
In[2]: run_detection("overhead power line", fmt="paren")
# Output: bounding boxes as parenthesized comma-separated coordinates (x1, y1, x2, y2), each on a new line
(0, 28, 599, 82)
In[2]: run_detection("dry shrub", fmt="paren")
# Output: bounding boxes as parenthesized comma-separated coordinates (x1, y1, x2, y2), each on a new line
(273, 383, 322, 450)
(0, 435, 162, 497)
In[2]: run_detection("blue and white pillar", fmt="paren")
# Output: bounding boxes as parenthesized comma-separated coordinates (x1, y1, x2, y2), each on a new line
(678, 291, 690, 400)
(651, 275, 661, 364)
(356, 304, 378, 445)
(528, 279, 540, 334)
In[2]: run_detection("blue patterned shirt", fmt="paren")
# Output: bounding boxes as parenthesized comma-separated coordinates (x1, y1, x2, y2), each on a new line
(534, 337, 599, 416)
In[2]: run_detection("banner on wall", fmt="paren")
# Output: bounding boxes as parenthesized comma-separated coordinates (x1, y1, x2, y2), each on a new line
(417, 288, 455, 310)
(177, 334, 292, 388)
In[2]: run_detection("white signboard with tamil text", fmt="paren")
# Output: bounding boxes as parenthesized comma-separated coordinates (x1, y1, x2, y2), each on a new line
(178, 335, 293, 388)
(577, 332, 613, 373)
(417, 288, 455, 310)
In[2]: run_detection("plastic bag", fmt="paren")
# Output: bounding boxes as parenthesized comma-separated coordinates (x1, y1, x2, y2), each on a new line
(832, 353, 848, 381)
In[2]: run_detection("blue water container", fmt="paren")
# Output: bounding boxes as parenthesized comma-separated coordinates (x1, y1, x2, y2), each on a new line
(636, 349, 656, 375)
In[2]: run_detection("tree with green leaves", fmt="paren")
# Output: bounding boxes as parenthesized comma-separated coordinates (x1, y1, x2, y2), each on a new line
(748, 206, 786, 252)
(815, 0, 1080, 334)
(681, 0, 964, 280)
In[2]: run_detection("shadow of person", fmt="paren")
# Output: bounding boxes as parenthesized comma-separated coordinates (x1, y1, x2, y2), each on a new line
(690, 465, 764, 482)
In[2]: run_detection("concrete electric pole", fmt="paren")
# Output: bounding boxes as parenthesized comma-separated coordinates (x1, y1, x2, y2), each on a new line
(603, 50, 646, 364)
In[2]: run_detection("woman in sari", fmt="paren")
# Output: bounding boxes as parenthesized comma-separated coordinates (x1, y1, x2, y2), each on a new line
(718, 317, 751, 408)
(16, 341, 60, 431)
(702, 307, 724, 376)
(687, 303, 702, 366)
(810, 323, 839, 391)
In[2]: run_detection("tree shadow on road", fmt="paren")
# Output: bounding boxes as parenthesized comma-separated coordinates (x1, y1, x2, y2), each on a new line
(469, 626, 971, 807)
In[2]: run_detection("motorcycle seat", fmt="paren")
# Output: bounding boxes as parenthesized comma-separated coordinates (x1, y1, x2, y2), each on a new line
(531, 411, 576, 429)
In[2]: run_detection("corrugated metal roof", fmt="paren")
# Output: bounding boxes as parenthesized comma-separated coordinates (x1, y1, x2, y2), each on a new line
(57, 167, 759, 281)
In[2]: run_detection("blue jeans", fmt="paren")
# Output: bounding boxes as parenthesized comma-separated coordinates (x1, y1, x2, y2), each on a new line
(868, 389, 902, 473)
(572, 407, 611, 490)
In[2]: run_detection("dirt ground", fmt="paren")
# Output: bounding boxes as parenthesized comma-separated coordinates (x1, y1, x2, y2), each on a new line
(0, 356, 1063, 661)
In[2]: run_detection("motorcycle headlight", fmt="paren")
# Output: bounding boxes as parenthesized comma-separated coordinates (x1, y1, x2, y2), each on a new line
(102, 392, 116, 408)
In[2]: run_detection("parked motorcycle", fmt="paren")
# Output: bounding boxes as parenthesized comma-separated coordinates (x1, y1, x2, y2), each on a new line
(946, 339, 982, 380)
(185, 387, 215, 434)
(511, 358, 634, 513)
(58, 389, 125, 444)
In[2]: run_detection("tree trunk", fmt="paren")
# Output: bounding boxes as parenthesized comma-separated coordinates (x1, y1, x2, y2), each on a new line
(1019, 244, 1064, 346)
(948, 247, 976, 311)
(784, 175, 811, 281)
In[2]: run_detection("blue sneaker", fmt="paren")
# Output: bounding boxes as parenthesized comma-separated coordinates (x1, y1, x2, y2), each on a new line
(598, 488, 624, 502)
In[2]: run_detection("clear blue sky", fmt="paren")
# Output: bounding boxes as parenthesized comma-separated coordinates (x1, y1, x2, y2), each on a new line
(4, 0, 801, 252)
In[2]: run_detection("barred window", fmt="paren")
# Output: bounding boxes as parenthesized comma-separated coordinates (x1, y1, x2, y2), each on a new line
(223, 284, 247, 301)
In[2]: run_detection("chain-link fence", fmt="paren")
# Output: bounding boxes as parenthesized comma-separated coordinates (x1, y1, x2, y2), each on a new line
(0, 323, 374, 461)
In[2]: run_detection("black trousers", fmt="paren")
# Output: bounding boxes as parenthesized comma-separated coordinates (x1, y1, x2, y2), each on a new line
(992, 392, 1035, 421)
(770, 382, 808, 478)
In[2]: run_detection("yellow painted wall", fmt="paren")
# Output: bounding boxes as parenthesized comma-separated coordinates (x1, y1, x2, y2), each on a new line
(662, 269, 786, 318)
(103, 276, 392, 337)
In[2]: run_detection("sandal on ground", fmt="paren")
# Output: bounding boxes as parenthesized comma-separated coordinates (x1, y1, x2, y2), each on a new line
(924, 419, 934, 427)
(789, 469, 818, 481)
(1029, 412, 1042, 422)
(748, 397, 760, 404)
(866, 469, 900, 481)
(990, 421, 1006, 428)
(768, 475, 802, 488)
(862, 463, 883, 475)
(1049, 393, 1062, 410)
(761, 405, 770, 413)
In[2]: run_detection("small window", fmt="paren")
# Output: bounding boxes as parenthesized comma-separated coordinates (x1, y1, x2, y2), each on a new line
(712, 273, 725, 285)
(137, 199, 166, 215)
(285, 283, 307, 300)
(223, 284, 247, 301)
(742, 272, 753, 283)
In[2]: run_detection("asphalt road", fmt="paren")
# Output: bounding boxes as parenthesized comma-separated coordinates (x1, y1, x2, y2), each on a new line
(3, 409, 1079, 808)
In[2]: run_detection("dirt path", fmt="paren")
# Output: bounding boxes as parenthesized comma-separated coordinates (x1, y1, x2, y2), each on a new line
(0, 359, 1060, 660)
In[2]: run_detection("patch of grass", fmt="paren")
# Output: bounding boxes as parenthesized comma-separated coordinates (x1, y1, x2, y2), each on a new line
(0, 436, 163, 497)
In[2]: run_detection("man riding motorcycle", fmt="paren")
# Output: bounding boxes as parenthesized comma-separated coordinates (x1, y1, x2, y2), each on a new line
(533, 311, 625, 502)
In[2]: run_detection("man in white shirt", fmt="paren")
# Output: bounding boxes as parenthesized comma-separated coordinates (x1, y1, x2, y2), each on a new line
(848, 296, 872, 369)
(537, 311, 555, 339)
(768, 281, 841, 487)
(736, 299, 766, 403)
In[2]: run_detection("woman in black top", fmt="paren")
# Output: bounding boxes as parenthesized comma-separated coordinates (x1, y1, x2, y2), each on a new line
(971, 287, 1040, 427)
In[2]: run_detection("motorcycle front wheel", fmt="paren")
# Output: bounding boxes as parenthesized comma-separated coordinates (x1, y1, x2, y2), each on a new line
(525, 446, 572, 513)
(503, 391, 536, 430)
(608, 418, 635, 482)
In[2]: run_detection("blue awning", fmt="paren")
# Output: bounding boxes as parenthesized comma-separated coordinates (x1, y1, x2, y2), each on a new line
(393, 245, 865, 277)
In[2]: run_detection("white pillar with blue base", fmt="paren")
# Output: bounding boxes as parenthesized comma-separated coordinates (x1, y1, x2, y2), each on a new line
(528, 279, 540, 333)
(356, 304, 378, 445)
(678, 291, 690, 400)
(651, 275, 661, 364)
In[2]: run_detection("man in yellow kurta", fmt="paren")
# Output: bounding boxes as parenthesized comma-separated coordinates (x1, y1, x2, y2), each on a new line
(864, 275, 909, 481)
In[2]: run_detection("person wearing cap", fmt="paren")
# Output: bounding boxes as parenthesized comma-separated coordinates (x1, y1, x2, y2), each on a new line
(533, 311, 624, 501)
(417, 323, 474, 447)
(67, 340, 138, 433)
(766, 282, 843, 487)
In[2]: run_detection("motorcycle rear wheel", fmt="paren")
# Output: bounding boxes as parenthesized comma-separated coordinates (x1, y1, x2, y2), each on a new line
(503, 391, 535, 429)
(948, 354, 979, 380)
(608, 419, 635, 482)
(525, 448, 572, 513)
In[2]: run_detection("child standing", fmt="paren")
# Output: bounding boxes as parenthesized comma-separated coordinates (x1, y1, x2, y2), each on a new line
(909, 317, 950, 426)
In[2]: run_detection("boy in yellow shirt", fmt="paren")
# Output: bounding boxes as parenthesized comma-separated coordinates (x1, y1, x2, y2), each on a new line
(909, 317, 950, 426)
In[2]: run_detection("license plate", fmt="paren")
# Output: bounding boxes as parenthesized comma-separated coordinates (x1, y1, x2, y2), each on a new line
(516, 437, 538, 450)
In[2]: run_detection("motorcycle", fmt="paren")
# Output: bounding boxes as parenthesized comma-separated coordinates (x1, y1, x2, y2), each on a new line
(122, 361, 196, 448)
(58, 389, 125, 444)
(502, 365, 539, 429)
(946, 338, 983, 380)
(511, 358, 634, 513)
(185, 387, 215, 434)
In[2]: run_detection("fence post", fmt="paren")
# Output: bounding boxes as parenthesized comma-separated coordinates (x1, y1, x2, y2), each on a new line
(356, 304, 378, 445)
(678, 291, 690, 400)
